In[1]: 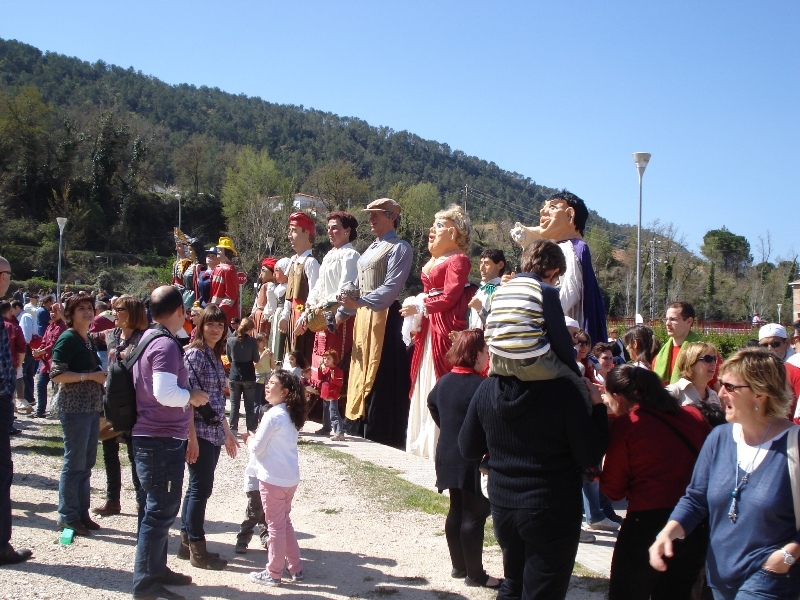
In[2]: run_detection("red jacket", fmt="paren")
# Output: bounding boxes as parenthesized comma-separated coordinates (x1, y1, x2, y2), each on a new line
(3, 318, 26, 368)
(317, 365, 343, 401)
(210, 263, 239, 323)
(37, 318, 68, 374)
(600, 405, 710, 512)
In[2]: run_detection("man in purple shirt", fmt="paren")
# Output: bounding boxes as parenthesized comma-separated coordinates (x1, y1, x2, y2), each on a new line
(132, 286, 208, 600)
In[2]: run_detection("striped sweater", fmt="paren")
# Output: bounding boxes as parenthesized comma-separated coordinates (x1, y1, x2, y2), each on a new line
(485, 277, 550, 359)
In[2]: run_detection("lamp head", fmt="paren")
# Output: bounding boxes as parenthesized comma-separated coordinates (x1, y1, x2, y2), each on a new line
(56, 217, 68, 233)
(632, 152, 651, 177)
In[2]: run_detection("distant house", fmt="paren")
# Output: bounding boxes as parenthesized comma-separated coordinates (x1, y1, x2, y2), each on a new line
(262, 193, 329, 215)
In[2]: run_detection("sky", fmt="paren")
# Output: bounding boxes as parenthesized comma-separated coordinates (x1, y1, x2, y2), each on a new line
(2, 1, 798, 261)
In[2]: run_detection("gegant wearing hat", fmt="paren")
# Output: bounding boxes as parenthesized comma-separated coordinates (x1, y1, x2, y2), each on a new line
(210, 236, 239, 323)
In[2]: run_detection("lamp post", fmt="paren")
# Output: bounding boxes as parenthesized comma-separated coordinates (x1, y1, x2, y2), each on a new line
(265, 236, 275, 257)
(175, 193, 182, 231)
(778, 303, 783, 324)
(56, 217, 68, 300)
(632, 152, 651, 322)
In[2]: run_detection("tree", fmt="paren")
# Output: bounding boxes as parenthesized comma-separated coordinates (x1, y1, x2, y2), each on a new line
(396, 182, 442, 284)
(303, 159, 369, 211)
(700, 227, 752, 275)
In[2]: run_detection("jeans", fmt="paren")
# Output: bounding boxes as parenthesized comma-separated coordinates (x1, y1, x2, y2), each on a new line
(58, 411, 100, 523)
(35, 370, 50, 416)
(711, 567, 800, 600)
(237, 489, 268, 548)
(132, 436, 187, 595)
(323, 399, 343, 435)
(260, 481, 302, 580)
(180, 437, 221, 541)
(609, 508, 708, 600)
(582, 478, 617, 524)
(492, 504, 582, 600)
(101, 437, 140, 502)
(229, 380, 258, 433)
(0, 395, 13, 546)
(445, 488, 491, 580)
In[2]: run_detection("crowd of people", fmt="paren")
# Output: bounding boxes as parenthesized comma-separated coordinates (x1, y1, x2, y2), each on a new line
(2, 189, 800, 600)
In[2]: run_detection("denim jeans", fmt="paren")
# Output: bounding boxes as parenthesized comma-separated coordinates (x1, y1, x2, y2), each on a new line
(35, 370, 50, 416)
(132, 436, 187, 595)
(237, 489, 268, 548)
(492, 504, 582, 600)
(0, 394, 13, 546)
(711, 567, 800, 600)
(58, 411, 100, 523)
(229, 380, 258, 433)
(323, 399, 343, 435)
(582, 478, 617, 524)
(180, 437, 221, 541)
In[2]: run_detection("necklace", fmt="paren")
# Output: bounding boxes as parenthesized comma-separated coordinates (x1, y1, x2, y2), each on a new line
(728, 420, 773, 523)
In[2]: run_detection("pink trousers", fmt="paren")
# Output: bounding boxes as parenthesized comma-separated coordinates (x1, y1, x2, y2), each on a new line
(259, 481, 302, 579)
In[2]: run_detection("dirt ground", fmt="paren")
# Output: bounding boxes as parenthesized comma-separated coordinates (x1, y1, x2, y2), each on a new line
(0, 417, 607, 599)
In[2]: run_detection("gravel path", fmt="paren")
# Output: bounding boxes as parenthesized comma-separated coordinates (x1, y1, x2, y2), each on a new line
(0, 416, 607, 599)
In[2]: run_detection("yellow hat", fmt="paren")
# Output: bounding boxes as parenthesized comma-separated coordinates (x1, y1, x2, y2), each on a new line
(216, 236, 238, 256)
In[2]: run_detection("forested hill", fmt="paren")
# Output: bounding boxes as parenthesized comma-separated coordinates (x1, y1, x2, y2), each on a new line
(0, 37, 628, 243)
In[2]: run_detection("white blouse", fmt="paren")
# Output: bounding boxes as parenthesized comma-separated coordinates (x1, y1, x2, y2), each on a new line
(305, 243, 360, 308)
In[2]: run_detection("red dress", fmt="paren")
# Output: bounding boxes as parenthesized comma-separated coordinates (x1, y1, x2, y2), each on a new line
(409, 253, 472, 392)
(210, 262, 239, 323)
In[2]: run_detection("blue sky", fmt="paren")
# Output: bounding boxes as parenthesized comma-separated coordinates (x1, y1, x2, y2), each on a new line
(3, 1, 798, 261)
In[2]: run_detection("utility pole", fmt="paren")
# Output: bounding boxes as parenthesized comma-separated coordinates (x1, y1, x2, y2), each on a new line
(650, 240, 656, 323)
(464, 185, 468, 212)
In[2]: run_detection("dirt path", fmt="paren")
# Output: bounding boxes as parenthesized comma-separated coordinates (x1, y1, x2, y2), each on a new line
(0, 418, 607, 599)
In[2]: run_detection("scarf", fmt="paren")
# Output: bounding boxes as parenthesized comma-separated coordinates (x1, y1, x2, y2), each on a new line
(654, 330, 702, 384)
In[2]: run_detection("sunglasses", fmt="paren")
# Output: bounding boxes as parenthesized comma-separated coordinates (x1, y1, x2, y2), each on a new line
(719, 380, 751, 393)
(760, 340, 784, 349)
(695, 355, 716, 364)
(577, 340, 591, 346)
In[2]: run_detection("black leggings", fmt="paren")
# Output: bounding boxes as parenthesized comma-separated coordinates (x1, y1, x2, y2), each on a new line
(445, 488, 491, 580)
(102, 437, 140, 502)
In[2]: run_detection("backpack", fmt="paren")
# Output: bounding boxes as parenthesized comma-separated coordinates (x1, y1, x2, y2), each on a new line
(103, 329, 172, 431)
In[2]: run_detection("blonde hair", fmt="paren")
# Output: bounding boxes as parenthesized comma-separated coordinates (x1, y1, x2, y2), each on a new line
(435, 204, 472, 253)
(720, 348, 792, 418)
(676, 342, 717, 380)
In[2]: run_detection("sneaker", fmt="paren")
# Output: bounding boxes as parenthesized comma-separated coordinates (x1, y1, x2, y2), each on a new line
(290, 570, 304, 582)
(588, 517, 620, 532)
(250, 570, 281, 586)
(15, 401, 32, 415)
(579, 529, 596, 544)
(314, 428, 331, 435)
(331, 433, 346, 441)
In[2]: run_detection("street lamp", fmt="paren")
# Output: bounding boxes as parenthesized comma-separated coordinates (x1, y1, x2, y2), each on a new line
(778, 303, 783, 324)
(56, 217, 67, 300)
(632, 152, 651, 322)
(175, 193, 182, 231)
(265, 236, 275, 257)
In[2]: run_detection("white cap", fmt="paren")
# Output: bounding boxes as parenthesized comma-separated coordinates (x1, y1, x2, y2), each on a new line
(564, 316, 580, 329)
(759, 323, 787, 340)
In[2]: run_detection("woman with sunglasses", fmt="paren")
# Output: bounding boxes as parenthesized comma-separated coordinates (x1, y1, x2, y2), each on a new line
(650, 349, 800, 599)
(601, 365, 711, 599)
(666, 342, 726, 427)
(575, 331, 597, 383)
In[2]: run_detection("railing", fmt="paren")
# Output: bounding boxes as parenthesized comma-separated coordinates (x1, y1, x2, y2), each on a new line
(607, 318, 755, 335)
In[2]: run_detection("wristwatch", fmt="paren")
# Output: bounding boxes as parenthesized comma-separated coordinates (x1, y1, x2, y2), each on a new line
(782, 549, 796, 566)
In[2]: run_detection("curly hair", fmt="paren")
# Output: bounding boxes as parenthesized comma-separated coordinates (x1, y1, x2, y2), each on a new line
(720, 348, 791, 418)
(269, 370, 308, 430)
(434, 204, 472, 253)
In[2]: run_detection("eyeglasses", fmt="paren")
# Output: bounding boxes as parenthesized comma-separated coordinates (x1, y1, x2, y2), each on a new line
(577, 340, 591, 346)
(719, 380, 751, 393)
(112, 308, 127, 313)
(760, 340, 784, 349)
(695, 355, 717, 364)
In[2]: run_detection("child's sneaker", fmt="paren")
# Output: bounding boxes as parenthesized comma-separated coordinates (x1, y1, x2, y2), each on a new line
(250, 570, 281, 586)
(290, 570, 304, 582)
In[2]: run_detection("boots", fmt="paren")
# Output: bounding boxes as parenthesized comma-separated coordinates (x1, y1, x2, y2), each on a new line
(92, 500, 121, 516)
(178, 531, 220, 560)
(189, 540, 227, 570)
